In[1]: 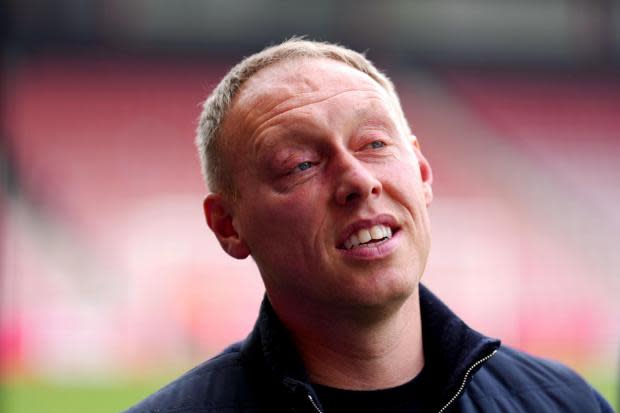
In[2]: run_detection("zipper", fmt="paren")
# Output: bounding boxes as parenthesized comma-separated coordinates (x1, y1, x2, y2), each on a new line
(302, 349, 496, 413)
(307, 393, 324, 413)
(437, 349, 497, 413)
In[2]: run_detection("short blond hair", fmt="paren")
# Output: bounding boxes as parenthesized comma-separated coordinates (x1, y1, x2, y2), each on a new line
(196, 37, 410, 195)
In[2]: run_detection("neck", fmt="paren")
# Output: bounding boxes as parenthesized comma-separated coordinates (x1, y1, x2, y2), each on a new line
(270, 287, 424, 390)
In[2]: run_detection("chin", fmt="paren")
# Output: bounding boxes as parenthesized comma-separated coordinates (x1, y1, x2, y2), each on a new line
(341, 271, 419, 314)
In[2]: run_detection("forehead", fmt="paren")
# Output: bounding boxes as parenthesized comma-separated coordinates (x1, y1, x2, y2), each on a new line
(224, 57, 397, 143)
(237, 57, 389, 109)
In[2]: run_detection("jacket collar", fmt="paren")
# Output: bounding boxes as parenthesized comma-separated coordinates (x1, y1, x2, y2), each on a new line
(240, 284, 500, 405)
(418, 285, 500, 404)
(243, 292, 309, 388)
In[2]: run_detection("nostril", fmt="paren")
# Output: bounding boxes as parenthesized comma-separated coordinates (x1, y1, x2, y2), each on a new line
(334, 163, 382, 205)
(345, 192, 359, 203)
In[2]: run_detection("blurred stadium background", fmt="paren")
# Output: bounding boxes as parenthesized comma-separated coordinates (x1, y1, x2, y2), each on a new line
(1, 1, 619, 411)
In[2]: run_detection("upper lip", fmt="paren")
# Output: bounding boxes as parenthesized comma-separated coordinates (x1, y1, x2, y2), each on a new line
(336, 214, 400, 248)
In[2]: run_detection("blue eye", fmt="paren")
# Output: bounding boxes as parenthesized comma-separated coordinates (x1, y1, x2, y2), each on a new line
(296, 161, 313, 171)
(369, 140, 385, 149)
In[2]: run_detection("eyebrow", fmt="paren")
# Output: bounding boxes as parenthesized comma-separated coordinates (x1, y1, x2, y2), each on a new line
(252, 100, 399, 159)
(253, 121, 318, 156)
(357, 117, 396, 133)
(252, 133, 309, 171)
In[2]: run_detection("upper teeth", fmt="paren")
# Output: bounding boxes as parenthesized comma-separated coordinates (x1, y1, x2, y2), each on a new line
(343, 224, 393, 250)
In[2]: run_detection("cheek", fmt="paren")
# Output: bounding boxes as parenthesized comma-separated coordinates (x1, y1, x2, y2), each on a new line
(242, 190, 329, 282)
(274, 187, 321, 223)
(243, 187, 323, 247)
(381, 159, 422, 193)
(381, 159, 430, 225)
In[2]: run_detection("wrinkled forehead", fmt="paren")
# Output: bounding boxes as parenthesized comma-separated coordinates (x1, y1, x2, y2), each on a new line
(228, 57, 398, 133)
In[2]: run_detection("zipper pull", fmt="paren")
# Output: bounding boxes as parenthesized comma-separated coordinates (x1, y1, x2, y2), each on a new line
(307, 393, 324, 413)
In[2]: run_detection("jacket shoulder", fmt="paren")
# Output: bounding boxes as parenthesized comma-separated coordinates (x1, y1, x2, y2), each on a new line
(122, 342, 263, 413)
(460, 345, 613, 412)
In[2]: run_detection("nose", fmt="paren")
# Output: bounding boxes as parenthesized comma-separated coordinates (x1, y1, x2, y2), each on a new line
(334, 154, 382, 206)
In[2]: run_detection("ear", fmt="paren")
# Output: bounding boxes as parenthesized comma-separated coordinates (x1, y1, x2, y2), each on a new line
(411, 135, 433, 206)
(203, 193, 250, 259)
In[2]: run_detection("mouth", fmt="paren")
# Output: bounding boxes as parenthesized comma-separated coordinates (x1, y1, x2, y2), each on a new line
(337, 220, 400, 250)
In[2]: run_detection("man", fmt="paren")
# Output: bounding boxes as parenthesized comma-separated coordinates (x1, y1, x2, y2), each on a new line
(126, 39, 614, 412)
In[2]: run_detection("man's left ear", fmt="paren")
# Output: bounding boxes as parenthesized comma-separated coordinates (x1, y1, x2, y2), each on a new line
(411, 135, 433, 206)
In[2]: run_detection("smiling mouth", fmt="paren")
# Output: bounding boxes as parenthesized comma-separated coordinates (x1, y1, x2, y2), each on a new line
(339, 224, 396, 250)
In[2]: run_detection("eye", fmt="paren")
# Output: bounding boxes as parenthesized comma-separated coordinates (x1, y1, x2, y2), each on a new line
(296, 161, 313, 171)
(368, 140, 385, 149)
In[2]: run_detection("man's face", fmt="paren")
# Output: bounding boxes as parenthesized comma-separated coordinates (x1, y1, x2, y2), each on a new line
(211, 58, 433, 315)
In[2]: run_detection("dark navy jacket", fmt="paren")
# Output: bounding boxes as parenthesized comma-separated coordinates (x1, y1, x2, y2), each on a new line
(124, 286, 614, 412)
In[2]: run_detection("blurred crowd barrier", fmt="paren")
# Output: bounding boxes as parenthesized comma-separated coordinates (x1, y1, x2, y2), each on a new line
(1, 1, 619, 410)
(2, 58, 618, 384)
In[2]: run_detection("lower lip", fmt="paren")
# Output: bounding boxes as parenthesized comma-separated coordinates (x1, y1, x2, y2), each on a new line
(338, 230, 400, 260)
